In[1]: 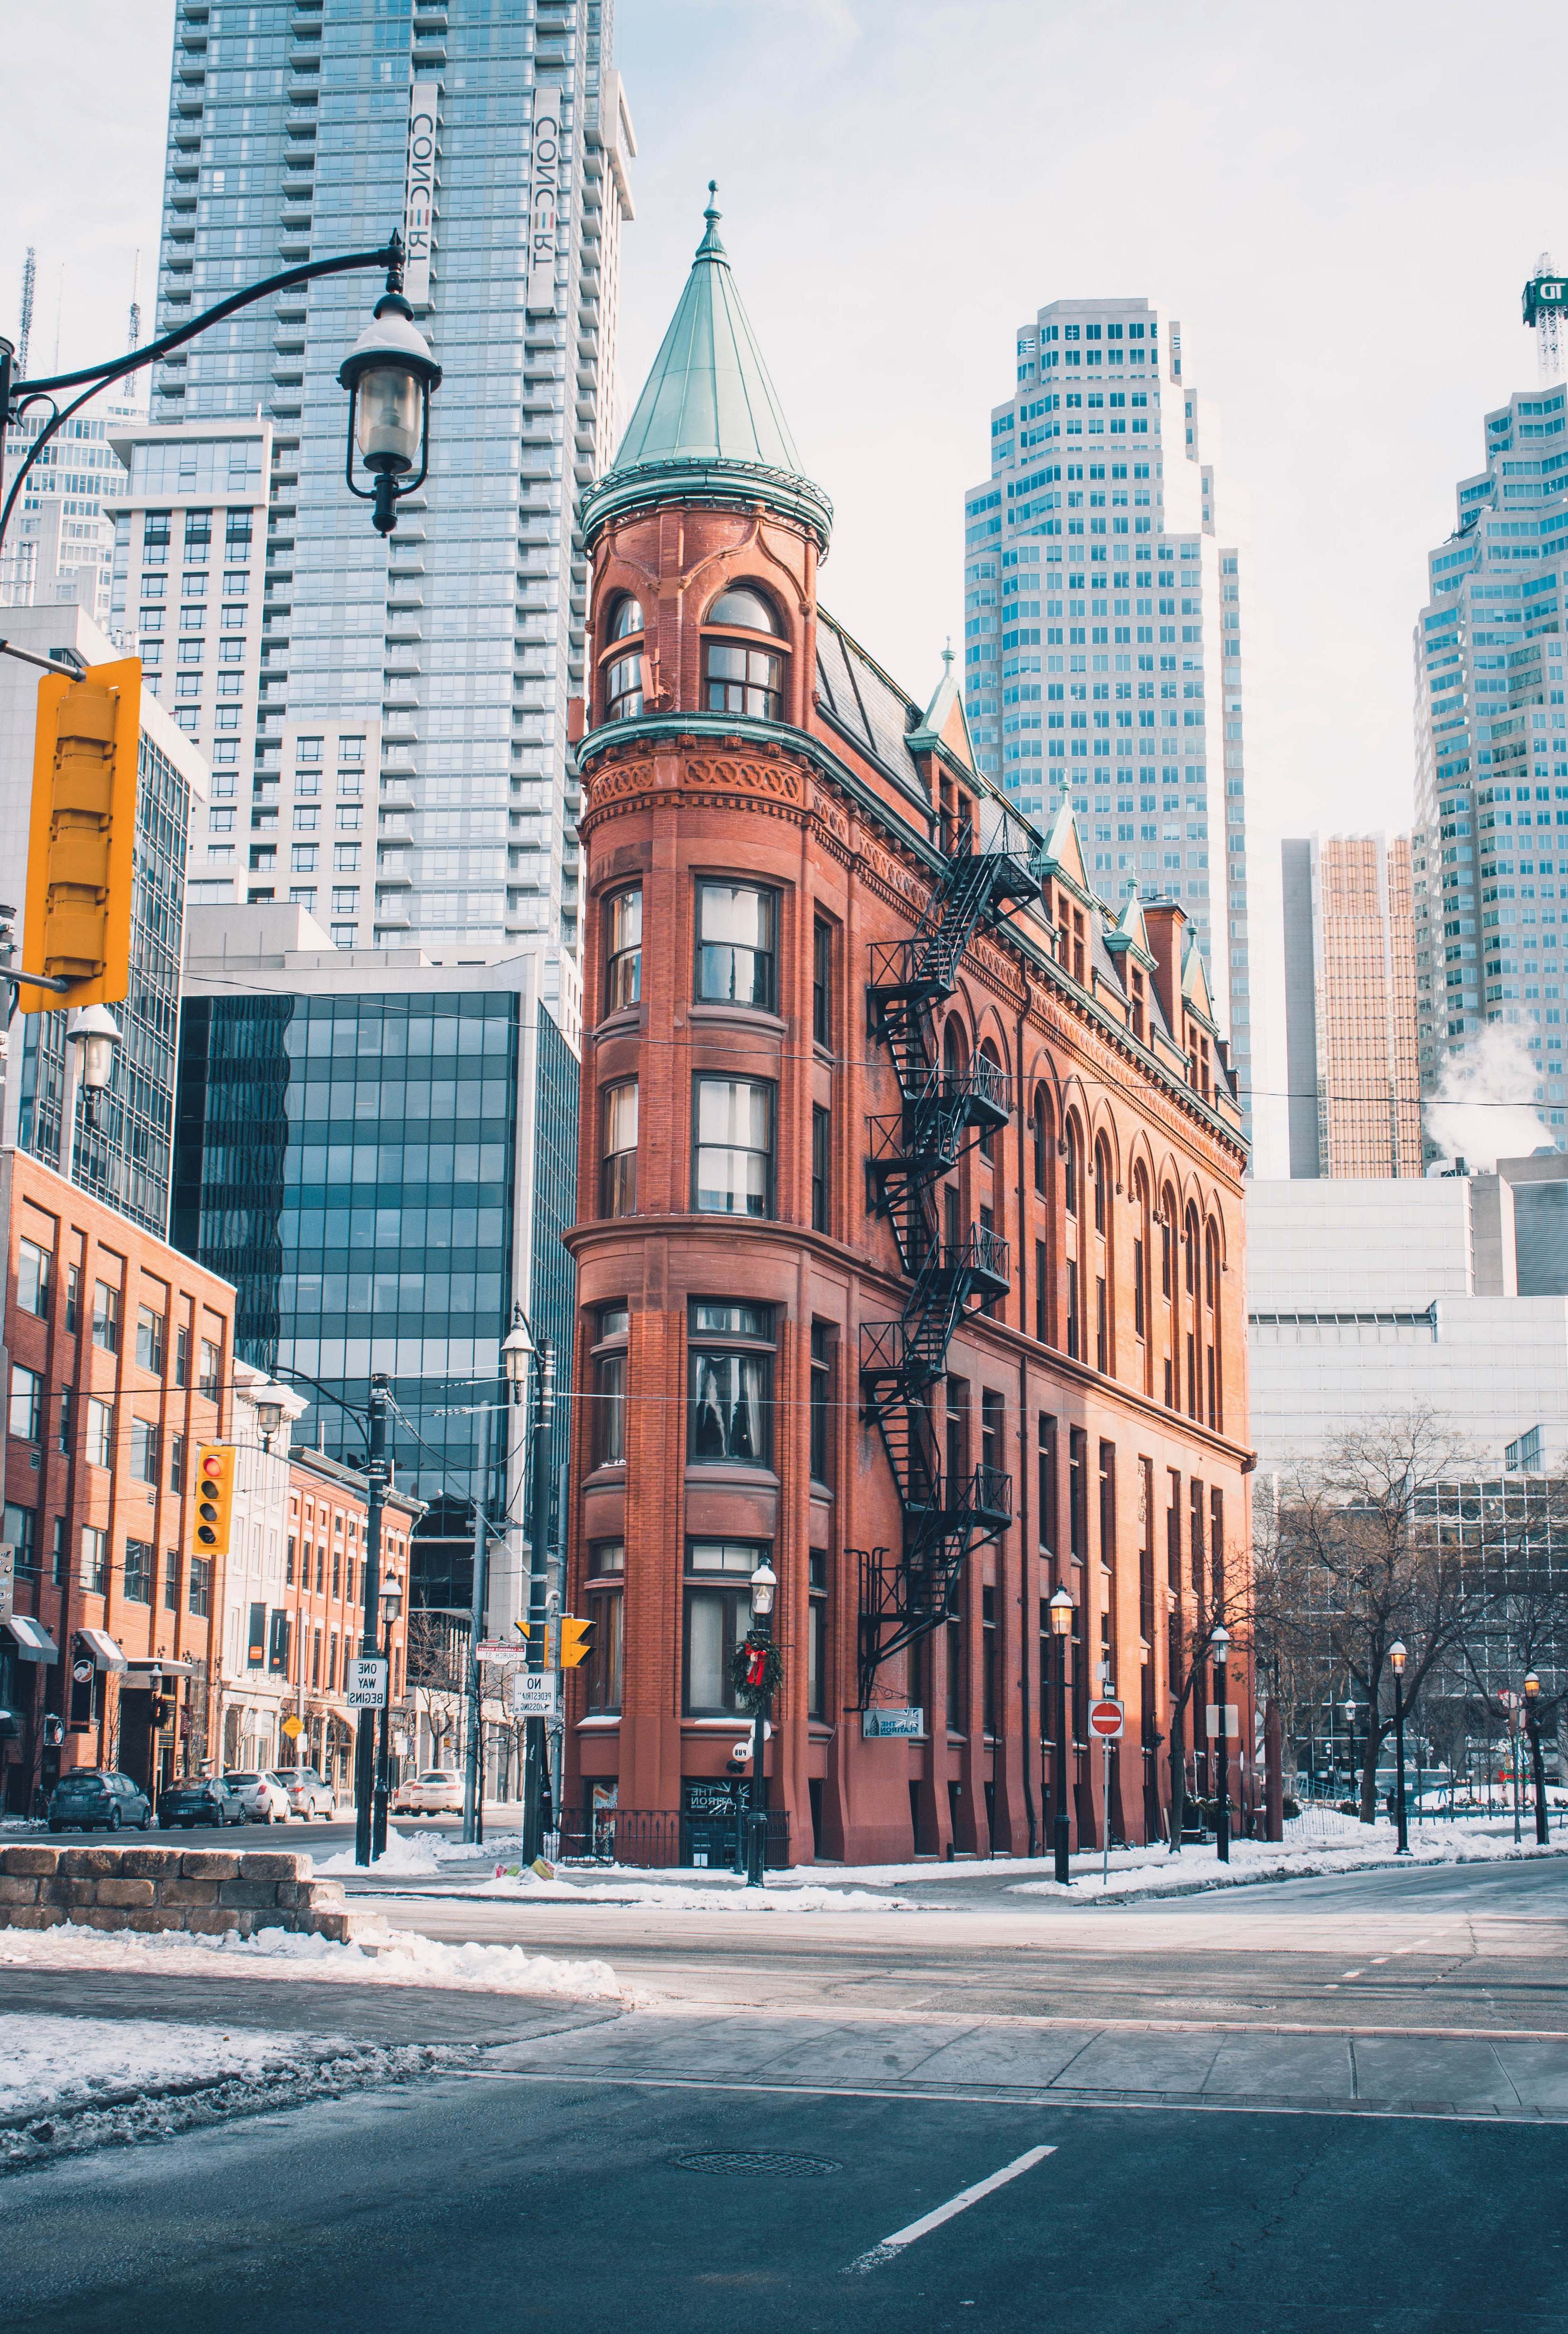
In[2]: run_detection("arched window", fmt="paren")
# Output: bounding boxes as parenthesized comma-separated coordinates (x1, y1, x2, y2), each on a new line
(1093, 1137, 1110, 1236)
(1032, 1085, 1050, 1197)
(978, 1039, 1003, 1159)
(1183, 1204, 1201, 1420)
(1131, 1168, 1150, 1349)
(1064, 1117, 1081, 1218)
(1205, 1220, 1223, 1431)
(942, 1016, 966, 1086)
(600, 594, 646, 722)
(704, 585, 785, 720)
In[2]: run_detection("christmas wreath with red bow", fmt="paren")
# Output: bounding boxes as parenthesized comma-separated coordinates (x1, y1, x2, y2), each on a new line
(730, 1632, 783, 1712)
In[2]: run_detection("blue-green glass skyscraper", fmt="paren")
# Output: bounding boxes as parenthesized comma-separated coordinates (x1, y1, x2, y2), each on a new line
(152, 0, 635, 956)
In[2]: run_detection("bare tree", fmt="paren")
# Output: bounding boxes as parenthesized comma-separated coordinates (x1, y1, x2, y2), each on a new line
(404, 1608, 465, 1765)
(1275, 1410, 1504, 1823)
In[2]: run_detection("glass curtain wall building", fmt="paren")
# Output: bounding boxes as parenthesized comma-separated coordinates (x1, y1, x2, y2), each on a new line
(0, 384, 143, 628)
(961, 297, 1255, 1137)
(151, 0, 636, 954)
(171, 927, 580, 1616)
(1412, 375, 1568, 1147)
(0, 603, 208, 1239)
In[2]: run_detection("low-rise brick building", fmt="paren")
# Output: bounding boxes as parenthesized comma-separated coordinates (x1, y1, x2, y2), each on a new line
(1, 1148, 237, 1811)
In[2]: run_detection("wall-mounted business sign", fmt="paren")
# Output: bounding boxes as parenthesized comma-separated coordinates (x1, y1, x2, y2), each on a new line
(525, 92, 562, 317)
(403, 82, 438, 306)
(862, 1706, 923, 1739)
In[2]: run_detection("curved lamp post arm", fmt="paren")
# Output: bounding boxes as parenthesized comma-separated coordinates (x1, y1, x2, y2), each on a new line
(266, 1362, 371, 1456)
(0, 236, 404, 561)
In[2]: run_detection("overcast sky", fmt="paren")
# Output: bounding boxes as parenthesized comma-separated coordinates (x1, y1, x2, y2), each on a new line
(5, 0, 1565, 844)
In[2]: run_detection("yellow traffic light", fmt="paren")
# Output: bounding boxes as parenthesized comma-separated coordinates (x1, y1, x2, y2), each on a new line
(193, 1444, 236, 1558)
(560, 1616, 595, 1669)
(20, 657, 142, 1012)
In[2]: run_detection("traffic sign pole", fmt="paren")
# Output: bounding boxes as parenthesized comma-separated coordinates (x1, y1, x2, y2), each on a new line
(1088, 1699, 1125, 1886)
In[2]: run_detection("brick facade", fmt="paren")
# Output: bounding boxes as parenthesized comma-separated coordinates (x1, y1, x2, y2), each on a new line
(1, 1148, 237, 1811)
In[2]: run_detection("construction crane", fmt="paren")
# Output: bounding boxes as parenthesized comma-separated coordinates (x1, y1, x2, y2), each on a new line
(127, 250, 141, 351)
(1523, 252, 1568, 384)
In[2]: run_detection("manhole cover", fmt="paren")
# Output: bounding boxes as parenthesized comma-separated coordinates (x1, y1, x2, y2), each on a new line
(673, 2150, 842, 2180)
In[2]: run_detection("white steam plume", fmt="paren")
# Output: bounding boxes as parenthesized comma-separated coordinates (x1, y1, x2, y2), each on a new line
(1423, 1024, 1549, 1172)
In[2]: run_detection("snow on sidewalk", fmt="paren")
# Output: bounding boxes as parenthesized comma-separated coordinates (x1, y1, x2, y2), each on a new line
(1007, 1816, 1567, 1902)
(473, 1870, 910, 1912)
(0, 1919, 621, 2000)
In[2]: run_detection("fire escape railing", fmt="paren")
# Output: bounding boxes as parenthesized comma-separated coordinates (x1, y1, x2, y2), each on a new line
(853, 817, 1042, 1705)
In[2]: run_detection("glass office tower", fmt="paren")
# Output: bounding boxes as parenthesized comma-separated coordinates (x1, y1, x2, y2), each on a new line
(960, 296, 1255, 1140)
(172, 948, 580, 1612)
(1412, 377, 1568, 1147)
(152, 0, 636, 954)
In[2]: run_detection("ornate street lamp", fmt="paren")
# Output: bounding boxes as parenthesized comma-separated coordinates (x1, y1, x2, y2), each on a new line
(1389, 1641, 1409, 1854)
(1048, 1584, 1075, 1884)
(743, 1559, 778, 1887)
(1210, 1622, 1231, 1864)
(338, 289, 442, 537)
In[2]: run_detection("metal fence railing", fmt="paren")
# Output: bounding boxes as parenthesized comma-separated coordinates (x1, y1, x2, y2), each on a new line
(552, 1808, 790, 1872)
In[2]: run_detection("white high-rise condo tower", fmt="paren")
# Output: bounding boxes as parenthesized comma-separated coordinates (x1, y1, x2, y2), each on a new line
(148, 0, 635, 955)
(960, 297, 1255, 1140)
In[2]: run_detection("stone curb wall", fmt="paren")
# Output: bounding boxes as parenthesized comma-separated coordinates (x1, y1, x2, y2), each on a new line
(0, 1845, 390, 1946)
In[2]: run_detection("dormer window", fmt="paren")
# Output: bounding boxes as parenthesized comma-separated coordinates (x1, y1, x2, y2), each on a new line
(704, 585, 784, 720)
(1130, 968, 1146, 1045)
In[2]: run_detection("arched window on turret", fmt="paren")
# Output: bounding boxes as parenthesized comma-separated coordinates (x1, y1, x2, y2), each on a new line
(704, 585, 785, 720)
(599, 593, 646, 723)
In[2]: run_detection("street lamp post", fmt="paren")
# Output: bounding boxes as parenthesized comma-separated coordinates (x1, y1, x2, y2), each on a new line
(375, 1562, 403, 1857)
(1344, 1696, 1359, 1815)
(1048, 1585, 1075, 1885)
(506, 1313, 556, 1866)
(1210, 1623, 1231, 1864)
(1389, 1640, 1409, 1854)
(745, 1560, 777, 1887)
(1524, 1671, 1549, 1846)
(0, 236, 437, 562)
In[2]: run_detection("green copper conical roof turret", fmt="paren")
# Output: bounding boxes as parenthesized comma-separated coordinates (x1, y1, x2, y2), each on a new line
(582, 188, 833, 547)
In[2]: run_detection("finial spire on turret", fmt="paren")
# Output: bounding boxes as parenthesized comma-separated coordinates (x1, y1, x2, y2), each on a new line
(697, 180, 726, 259)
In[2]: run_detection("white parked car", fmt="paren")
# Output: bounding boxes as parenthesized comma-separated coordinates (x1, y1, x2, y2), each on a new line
(393, 1769, 463, 1816)
(223, 1770, 292, 1824)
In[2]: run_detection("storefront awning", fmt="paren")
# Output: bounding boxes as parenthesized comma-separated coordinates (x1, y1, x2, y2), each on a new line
(2, 1614, 59, 1664)
(124, 1656, 195, 1679)
(76, 1629, 128, 1673)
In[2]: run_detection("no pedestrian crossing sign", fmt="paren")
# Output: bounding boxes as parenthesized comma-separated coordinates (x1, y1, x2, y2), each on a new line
(345, 1657, 389, 1711)
(508, 1670, 560, 1720)
(1089, 1698, 1125, 1739)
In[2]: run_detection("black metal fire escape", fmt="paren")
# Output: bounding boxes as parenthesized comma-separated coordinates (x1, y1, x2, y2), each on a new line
(855, 816, 1042, 1705)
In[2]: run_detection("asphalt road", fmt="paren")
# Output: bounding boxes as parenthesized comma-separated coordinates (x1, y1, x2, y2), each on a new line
(3, 1855, 1565, 2329)
(5, 2054, 1567, 2333)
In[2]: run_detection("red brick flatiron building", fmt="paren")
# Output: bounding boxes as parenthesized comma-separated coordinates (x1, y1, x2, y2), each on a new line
(563, 198, 1251, 1866)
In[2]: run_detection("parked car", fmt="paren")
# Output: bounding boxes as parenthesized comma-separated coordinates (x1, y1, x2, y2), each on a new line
(158, 1776, 246, 1829)
(280, 1767, 336, 1820)
(47, 1770, 152, 1833)
(392, 1769, 464, 1816)
(223, 1770, 292, 1824)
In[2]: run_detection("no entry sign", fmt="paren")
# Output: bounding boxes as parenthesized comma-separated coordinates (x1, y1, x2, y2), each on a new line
(1089, 1698, 1125, 1739)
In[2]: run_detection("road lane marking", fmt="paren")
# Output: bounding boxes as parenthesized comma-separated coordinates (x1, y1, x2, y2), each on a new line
(1340, 1970, 1364, 1979)
(845, 2146, 1058, 2274)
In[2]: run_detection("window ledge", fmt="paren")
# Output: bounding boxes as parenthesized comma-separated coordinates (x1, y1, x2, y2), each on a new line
(686, 1002, 788, 1038)
(589, 1005, 642, 1043)
(685, 1463, 778, 1490)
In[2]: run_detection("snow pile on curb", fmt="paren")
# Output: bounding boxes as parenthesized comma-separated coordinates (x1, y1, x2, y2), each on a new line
(1009, 1822, 1567, 1902)
(475, 1870, 908, 1913)
(0, 2011, 465, 2174)
(0, 1918, 620, 1999)
(319, 1831, 444, 1879)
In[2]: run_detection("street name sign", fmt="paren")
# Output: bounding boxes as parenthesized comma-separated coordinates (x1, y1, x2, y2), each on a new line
(1089, 1698, 1125, 1739)
(1205, 1705, 1240, 1738)
(508, 1670, 560, 1720)
(345, 1657, 389, 1710)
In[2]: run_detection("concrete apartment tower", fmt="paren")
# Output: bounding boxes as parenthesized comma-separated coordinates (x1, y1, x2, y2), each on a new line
(960, 299, 1256, 1138)
(1413, 266, 1568, 1147)
(1281, 835, 1422, 1179)
(149, 0, 635, 955)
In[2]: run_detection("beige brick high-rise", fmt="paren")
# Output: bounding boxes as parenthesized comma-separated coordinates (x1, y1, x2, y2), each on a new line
(1282, 835, 1421, 1179)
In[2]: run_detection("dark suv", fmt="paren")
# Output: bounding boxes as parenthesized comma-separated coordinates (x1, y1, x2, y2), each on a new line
(47, 1771, 152, 1833)
(158, 1776, 246, 1829)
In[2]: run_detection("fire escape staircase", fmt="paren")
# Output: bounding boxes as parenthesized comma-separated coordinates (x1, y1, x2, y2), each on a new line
(855, 821, 1042, 1705)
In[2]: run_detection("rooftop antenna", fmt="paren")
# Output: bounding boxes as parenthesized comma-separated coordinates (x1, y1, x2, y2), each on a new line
(127, 250, 141, 351)
(1523, 252, 1567, 384)
(17, 246, 35, 378)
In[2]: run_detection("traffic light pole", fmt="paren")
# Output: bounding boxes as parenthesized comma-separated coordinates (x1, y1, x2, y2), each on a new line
(521, 1342, 555, 1865)
(461, 1399, 492, 1848)
(354, 1372, 390, 1870)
